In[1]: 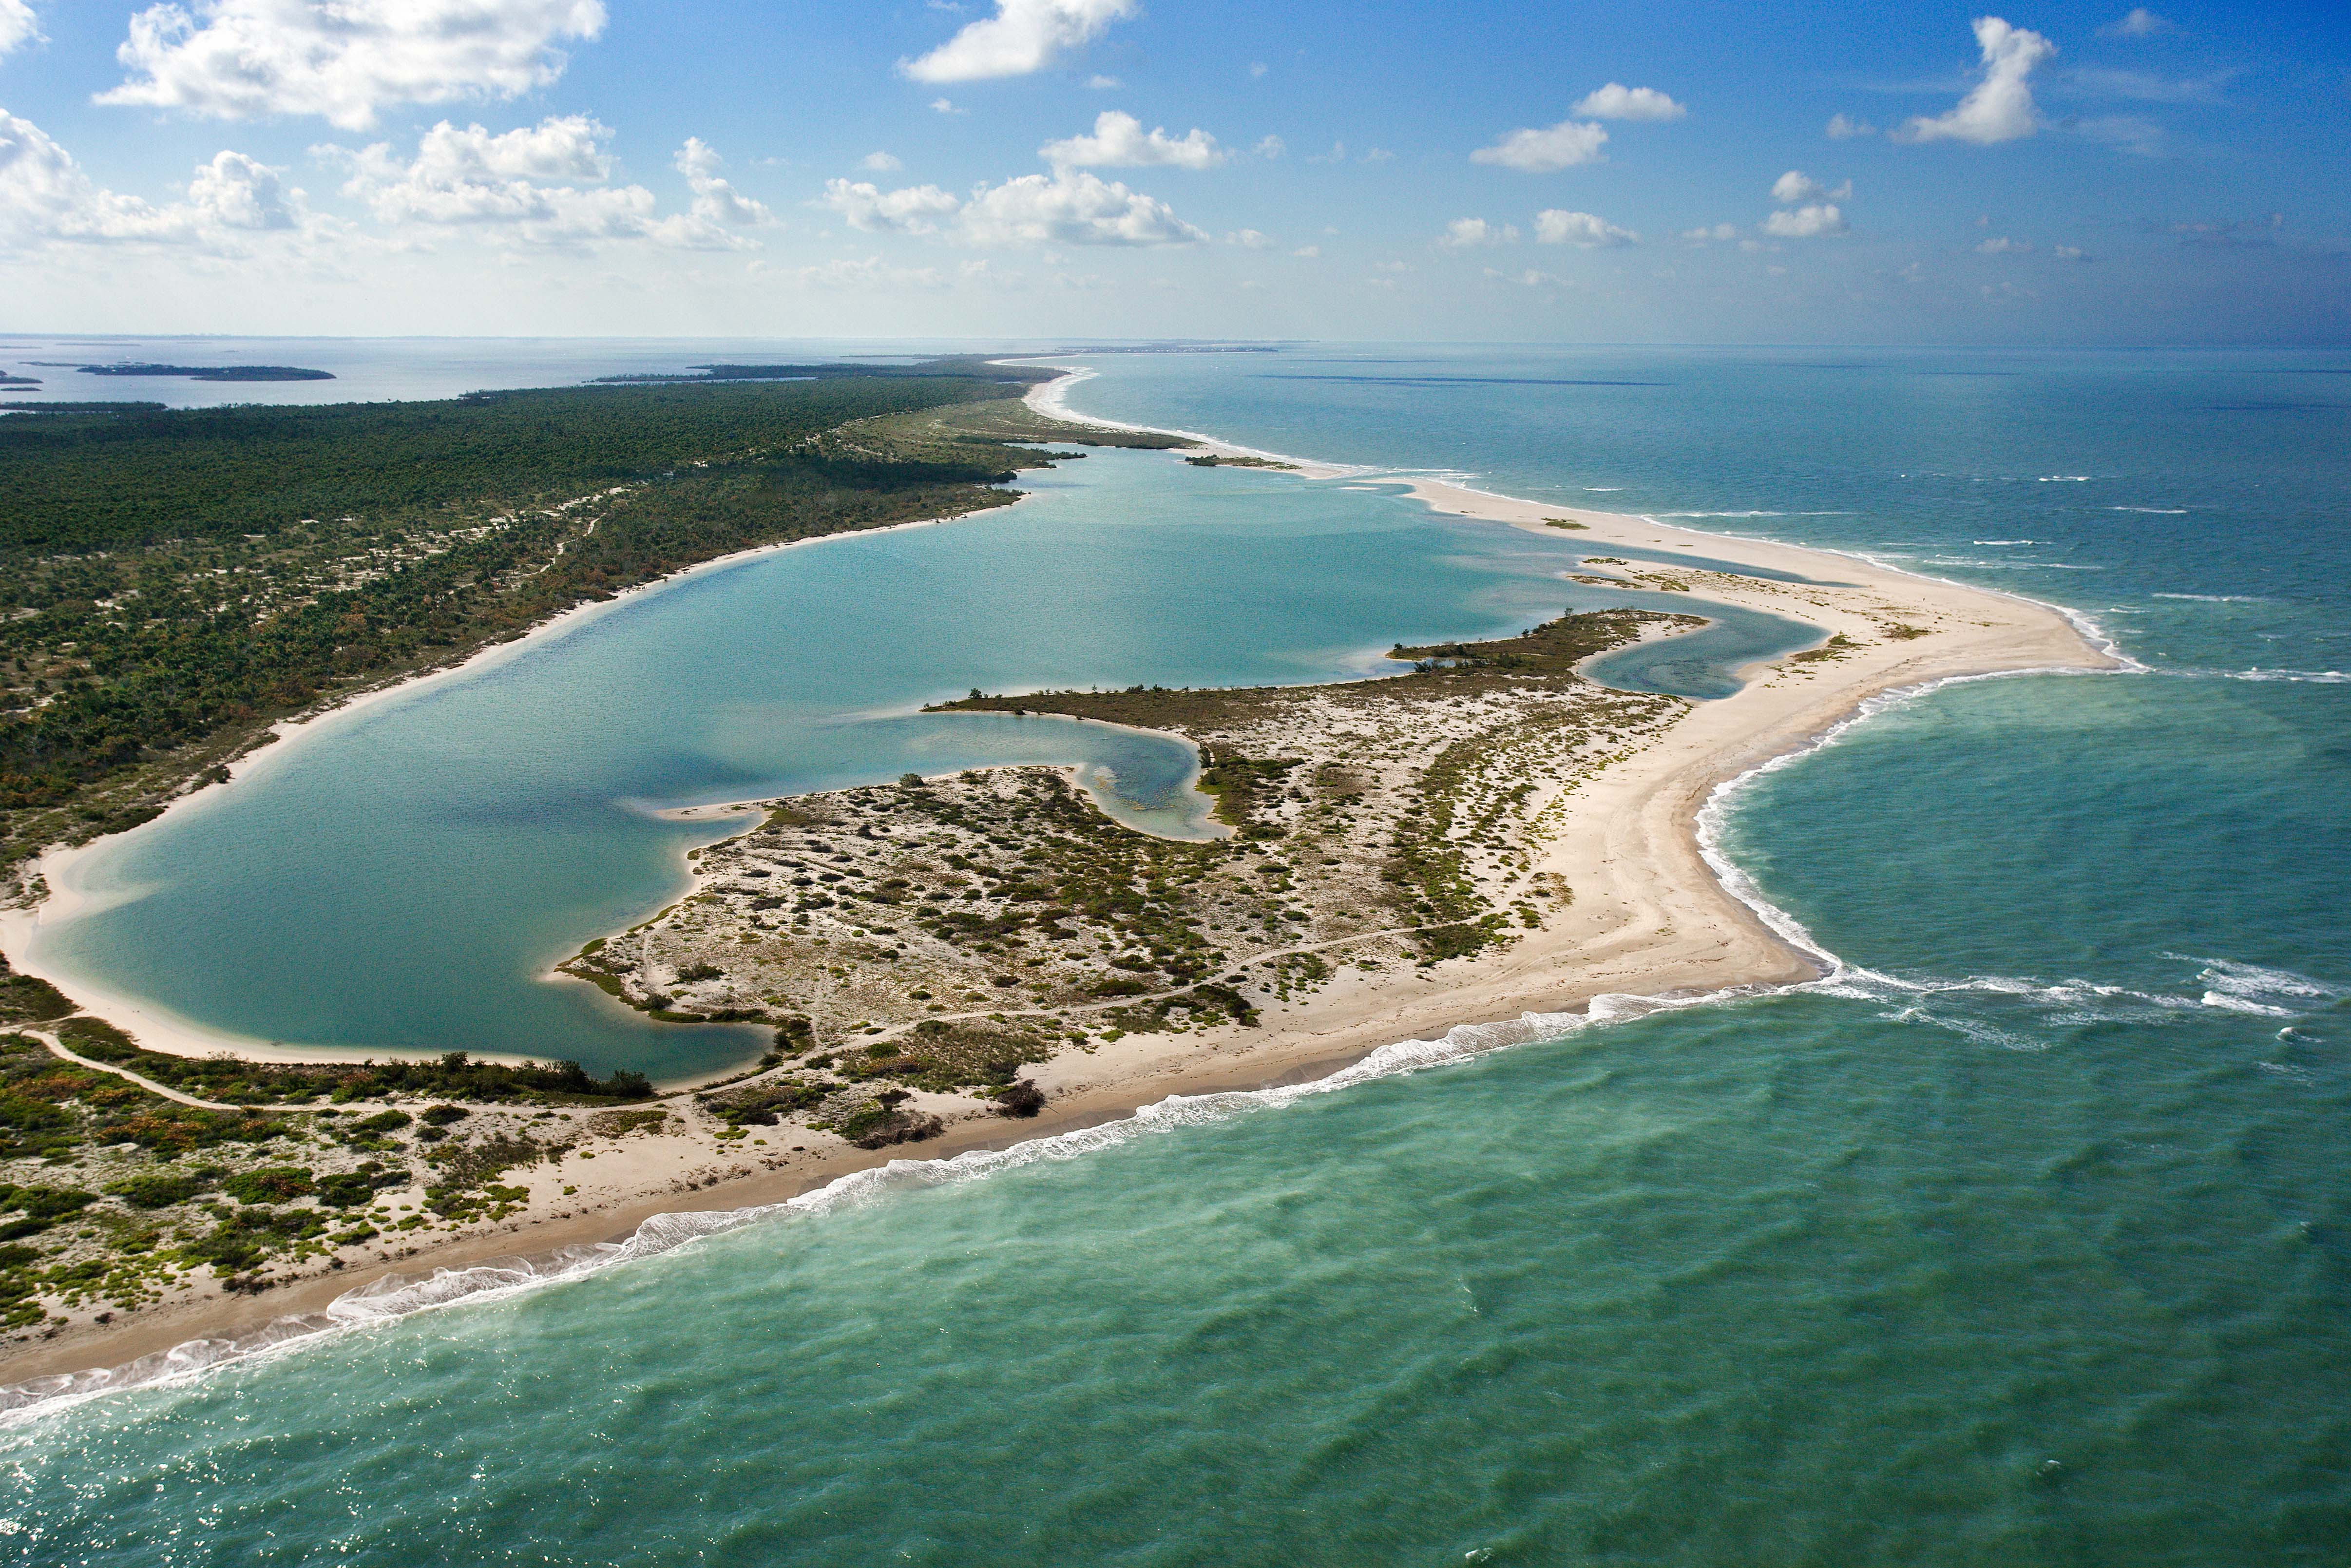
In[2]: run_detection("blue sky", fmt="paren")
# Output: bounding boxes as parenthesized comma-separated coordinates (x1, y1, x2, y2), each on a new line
(0, 0, 2344, 342)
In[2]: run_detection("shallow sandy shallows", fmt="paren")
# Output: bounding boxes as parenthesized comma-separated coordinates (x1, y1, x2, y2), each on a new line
(0, 477, 2114, 1393)
(1007, 478, 2113, 1102)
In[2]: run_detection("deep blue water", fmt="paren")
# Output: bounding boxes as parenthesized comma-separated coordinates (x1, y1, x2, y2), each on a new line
(2, 344, 2347, 1564)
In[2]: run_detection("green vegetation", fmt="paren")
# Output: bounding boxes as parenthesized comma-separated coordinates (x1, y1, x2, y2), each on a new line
(931, 611, 1690, 966)
(0, 363, 1100, 862)
(827, 1090, 944, 1150)
(1183, 454, 1299, 470)
(50, 1013, 654, 1107)
(1194, 748, 1303, 835)
(1788, 633, 1859, 664)
(1385, 608, 1679, 679)
(1542, 517, 1589, 530)
(834, 1017, 1059, 1096)
(76, 365, 335, 382)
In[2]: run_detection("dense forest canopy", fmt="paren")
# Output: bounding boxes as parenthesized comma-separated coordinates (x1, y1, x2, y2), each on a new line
(0, 364, 1043, 552)
(0, 362, 1076, 855)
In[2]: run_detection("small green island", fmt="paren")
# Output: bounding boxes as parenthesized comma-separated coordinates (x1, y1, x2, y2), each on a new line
(1184, 453, 1300, 470)
(75, 364, 337, 382)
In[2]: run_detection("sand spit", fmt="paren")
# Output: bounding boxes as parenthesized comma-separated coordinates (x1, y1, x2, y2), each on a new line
(0, 384, 2114, 1395)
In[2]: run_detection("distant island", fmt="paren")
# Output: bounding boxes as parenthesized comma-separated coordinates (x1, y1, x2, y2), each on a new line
(0, 376, 37, 388)
(1184, 454, 1299, 470)
(76, 364, 336, 382)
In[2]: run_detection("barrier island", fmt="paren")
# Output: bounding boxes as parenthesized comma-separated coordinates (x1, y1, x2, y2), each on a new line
(0, 366, 2113, 1388)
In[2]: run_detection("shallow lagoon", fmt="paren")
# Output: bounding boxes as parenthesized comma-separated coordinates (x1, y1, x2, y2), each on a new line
(32, 452, 1808, 1080)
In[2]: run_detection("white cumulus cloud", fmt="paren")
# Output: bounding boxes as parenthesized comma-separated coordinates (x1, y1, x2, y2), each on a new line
(1224, 227, 1274, 248)
(959, 168, 1203, 246)
(1681, 222, 1737, 243)
(901, 0, 1135, 83)
(650, 138, 771, 248)
(859, 151, 903, 173)
(819, 167, 1198, 248)
(1534, 209, 1637, 247)
(1826, 113, 1876, 138)
(98, 0, 608, 131)
(335, 115, 661, 244)
(0, 0, 40, 59)
(1772, 170, 1851, 204)
(1571, 83, 1686, 121)
(1042, 111, 1225, 171)
(819, 176, 961, 235)
(1471, 118, 1608, 172)
(187, 148, 302, 229)
(1762, 202, 1845, 237)
(1439, 216, 1518, 249)
(1895, 16, 2056, 146)
(1975, 234, 2031, 253)
(0, 109, 312, 251)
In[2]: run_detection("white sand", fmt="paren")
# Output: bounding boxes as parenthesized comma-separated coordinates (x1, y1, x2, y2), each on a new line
(0, 378, 2121, 1388)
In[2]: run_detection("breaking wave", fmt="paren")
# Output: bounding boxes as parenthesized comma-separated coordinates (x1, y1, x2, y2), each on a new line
(2164, 666, 2349, 684)
(2172, 955, 2346, 1017)
(0, 990, 1738, 1426)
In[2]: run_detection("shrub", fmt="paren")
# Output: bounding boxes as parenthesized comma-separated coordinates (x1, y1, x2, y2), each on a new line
(223, 1167, 315, 1204)
(994, 1081, 1046, 1118)
(0, 1183, 97, 1237)
(316, 1170, 388, 1208)
(106, 1172, 211, 1209)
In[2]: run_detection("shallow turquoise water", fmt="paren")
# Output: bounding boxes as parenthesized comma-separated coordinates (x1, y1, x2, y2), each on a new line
(3, 346, 2346, 1561)
(30, 451, 1809, 1078)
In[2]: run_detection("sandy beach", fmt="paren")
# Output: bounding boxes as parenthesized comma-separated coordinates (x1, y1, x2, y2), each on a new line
(0, 385, 2118, 1398)
(0, 499, 1031, 1067)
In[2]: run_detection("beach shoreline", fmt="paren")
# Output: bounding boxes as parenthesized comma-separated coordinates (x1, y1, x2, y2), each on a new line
(0, 499, 1037, 1068)
(0, 370, 2119, 1400)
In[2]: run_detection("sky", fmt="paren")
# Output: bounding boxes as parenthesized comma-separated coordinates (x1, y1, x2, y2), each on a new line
(0, 0, 2345, 344)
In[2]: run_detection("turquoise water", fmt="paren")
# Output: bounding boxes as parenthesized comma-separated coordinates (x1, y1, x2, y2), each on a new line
(29, 450, 1808, 1078)
(4, 346, 2348, 1561)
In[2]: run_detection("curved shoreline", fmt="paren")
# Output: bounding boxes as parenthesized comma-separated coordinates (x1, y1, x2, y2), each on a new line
(0, 367, 2119, 1403)
(0, 501, 1034, 1069)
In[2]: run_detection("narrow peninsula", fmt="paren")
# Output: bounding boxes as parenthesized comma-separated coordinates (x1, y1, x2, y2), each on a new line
(0, 370, 2113, 1389)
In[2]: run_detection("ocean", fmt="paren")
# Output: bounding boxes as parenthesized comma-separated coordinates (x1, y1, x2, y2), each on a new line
(2, 343, 2345, 1563)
